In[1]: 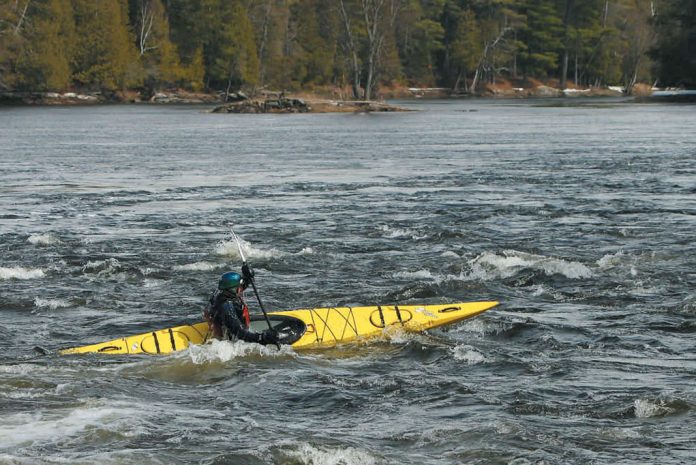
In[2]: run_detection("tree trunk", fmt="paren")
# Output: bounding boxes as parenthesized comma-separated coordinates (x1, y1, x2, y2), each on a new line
(256, 0, 273, 86)
(338, 0, 362, 99)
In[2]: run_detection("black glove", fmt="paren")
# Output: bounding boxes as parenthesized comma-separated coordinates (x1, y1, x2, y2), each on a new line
(241, 263, 254, 282)
(259, 329, 280, 346)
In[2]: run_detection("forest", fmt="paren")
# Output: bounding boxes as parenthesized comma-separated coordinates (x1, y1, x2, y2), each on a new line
(0, 0, 694, 100)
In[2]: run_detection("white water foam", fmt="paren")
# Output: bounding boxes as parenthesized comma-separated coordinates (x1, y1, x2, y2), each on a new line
(33, 297, 70, 310)
(597, 250, 625, 269)
(469, 250, 593, 280)
(451, 345, 486, 365)
(378, 224, 427, 240)
(173, 261, 220, 272)
(27, 233, 61, 245)
(187, 339, 293, 364)
(82, 258, 121, 275)
(0, 266, 45, 280)
(634, 398, 674, 418)
(284, 442, 377, 465)
(0, 400, 151, 449)
(393, 269, 435, 280)
(215, 238, 285, 260)
(297, 246, 315, 255)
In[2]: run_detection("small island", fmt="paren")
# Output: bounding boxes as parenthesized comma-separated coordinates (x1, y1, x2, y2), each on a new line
(210, 92, 409, 114)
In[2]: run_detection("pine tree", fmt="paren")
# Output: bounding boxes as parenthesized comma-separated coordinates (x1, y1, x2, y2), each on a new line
(651, 0, 696, 87)
(129, 0, 190, 91)
(397, 0, 445, 86)
(517, 0, 563, 80)
(449, 7, 482, 92)
(72, 0, 141, 90)
(203, 0, 259, 92)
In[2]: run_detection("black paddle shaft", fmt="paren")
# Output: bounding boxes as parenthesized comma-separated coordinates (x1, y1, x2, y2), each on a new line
(246, 267, 281, 350)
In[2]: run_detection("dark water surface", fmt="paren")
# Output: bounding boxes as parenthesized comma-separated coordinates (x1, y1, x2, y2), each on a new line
(1, 99, 695, 464)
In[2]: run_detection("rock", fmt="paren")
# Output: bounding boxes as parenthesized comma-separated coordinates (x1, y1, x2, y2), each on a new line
(530, 85, 563, 97)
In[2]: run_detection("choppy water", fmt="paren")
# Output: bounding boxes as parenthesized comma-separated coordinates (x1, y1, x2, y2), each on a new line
(1, 99, 695, 464)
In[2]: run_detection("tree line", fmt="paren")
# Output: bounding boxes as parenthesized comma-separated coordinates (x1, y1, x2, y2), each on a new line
(1, 0, 694, 99)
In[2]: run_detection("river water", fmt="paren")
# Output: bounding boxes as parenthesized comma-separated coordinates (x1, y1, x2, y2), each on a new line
(1, 99, 695, 464)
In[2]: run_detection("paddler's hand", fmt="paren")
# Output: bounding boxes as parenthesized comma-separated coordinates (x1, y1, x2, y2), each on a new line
(242, 263, 254, 281)
(260, 329, 279, 346)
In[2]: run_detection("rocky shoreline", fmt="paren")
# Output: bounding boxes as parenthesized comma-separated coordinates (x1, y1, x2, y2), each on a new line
(211, 96, 409, 114)
(1, 83, 683, 110)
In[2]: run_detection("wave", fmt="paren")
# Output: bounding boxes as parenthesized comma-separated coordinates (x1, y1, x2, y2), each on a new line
(82, 258, 121, 274)
(173, 261, 221, 272)
(27, 233, 61, 245)
(393, 269, 435, 280)
(0, 399, 151, 449)
(0, 266, 45, 280)
(596, 250, 626, 269)
(214, 238, 285, 260)
(451, 345, 486, 365)
(281, 442, 377, 465)
(186, 339, 294, 364)
(633, 398, 687, 418)
(33, 297, 70, 310)
(296, 246, 315, 255)
(378, 224, 427, 240)
(468, 250, 593, 280)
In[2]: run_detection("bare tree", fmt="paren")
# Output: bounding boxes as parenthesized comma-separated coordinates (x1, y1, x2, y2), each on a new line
(337, 0, 362, 99)
(361, 0, 403, 100)
(255, 0, 273, 86)
(471, 26, 511, 93)
(137, 0, 157, 56)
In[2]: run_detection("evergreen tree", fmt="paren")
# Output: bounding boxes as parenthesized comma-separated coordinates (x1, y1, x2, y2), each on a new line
(397, 0, 445, 86)
(128, 0, 191, 90)
(517, 0, 563, 79)
(290, 0, 337, 87)
(204, 0, 259, 92)
(72, 0, 140, 90)
(12, 0, 75, 91)
(448, 7, 482, 91)
(651, 0, 696, 87)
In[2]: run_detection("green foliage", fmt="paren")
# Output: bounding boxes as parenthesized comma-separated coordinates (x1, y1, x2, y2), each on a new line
(652, 0, 696, 87)
(72, 0, 140, 90)
(518, 0, 563, 78)
(0, 0, 690, 95)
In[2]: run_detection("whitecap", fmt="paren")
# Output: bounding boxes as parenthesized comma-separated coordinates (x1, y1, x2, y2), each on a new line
(441, 251, 460, 258)
(393, 269, 435, 280)
(173, 261, 220, 271)
(634, 398, 674, 418)
(187, 339, 293, 364)
(82, 258, 121, 274)
(597, 250, 625, 269)
(0, 266, 45, 280)
(33, 297, 70, 310)
(27, 233, 61, 245)
(378, 224, 427, 240)
(451, 345, 486, 365)
(284, 442, 377, 465)
(0, 400, 152, 449)
(469, 250, 592, 280)
(214, 238, 284, 260)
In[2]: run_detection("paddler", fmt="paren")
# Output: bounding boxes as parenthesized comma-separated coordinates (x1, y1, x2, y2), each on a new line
(204, 271, 279, 346)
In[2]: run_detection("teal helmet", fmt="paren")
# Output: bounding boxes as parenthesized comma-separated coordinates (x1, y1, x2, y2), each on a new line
(218, 271, 242, 292)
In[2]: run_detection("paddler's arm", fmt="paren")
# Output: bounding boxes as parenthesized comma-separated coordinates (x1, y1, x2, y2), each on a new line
(222, 303, 278, 345)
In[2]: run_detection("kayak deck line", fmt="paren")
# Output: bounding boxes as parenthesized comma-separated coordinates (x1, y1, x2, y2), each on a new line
(59, 301, 499, 355)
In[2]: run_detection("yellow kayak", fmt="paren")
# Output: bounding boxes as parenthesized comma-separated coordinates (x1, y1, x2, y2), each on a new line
(59, 301, 499, 355)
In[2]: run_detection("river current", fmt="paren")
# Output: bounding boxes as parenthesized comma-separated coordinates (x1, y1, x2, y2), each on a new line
(1, 99, 695, 464)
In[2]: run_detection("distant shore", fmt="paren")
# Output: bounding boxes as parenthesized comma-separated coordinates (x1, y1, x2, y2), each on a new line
(2, 82, 692, 109)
